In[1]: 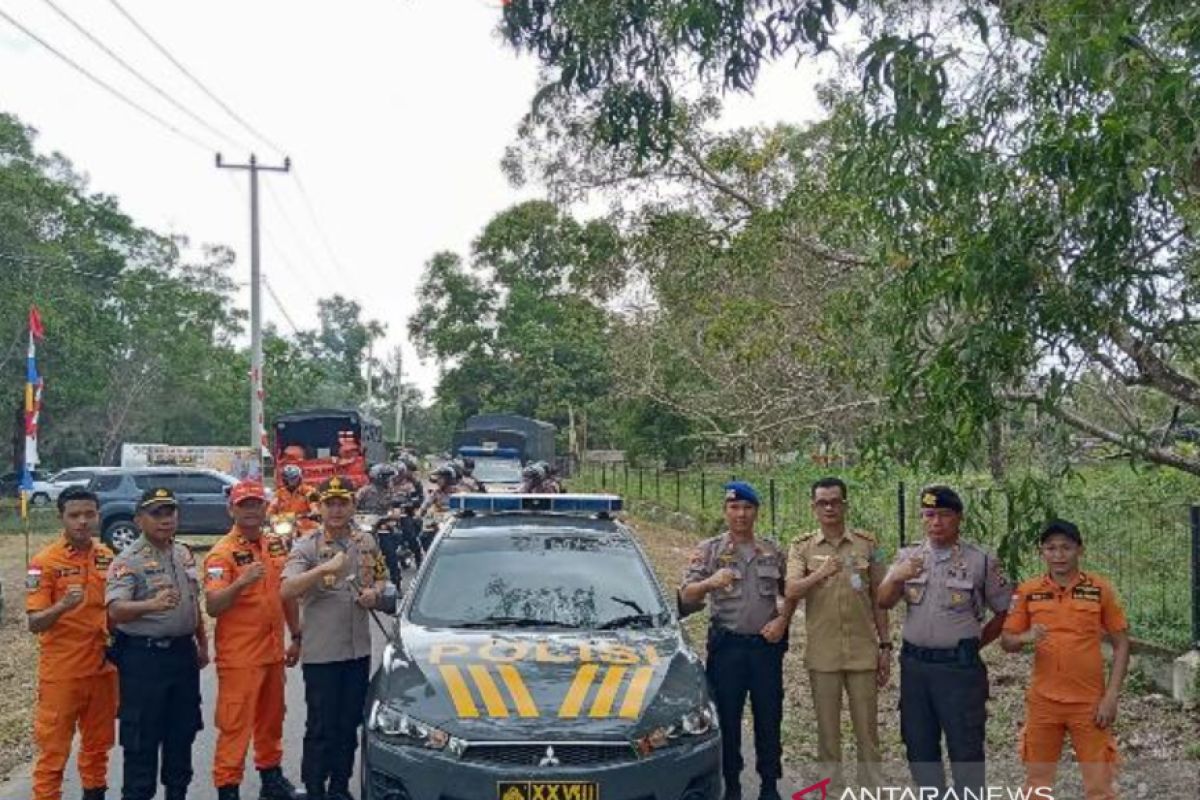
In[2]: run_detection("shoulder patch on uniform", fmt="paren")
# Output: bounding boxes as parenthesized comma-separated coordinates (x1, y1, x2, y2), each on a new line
(25, 565, 43, 591)
(205, 565, 225, 583)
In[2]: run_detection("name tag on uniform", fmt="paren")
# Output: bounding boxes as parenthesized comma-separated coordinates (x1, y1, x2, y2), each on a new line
(57, 566, 82, 578)
(234, 552, 255, 566)
(1027, 591, 1054, 602)
(1071, 586, 1101, 602)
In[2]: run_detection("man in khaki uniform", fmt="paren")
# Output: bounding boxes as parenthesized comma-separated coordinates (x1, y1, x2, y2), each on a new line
(281, 476, 391, 800)
(784, 477, 889, 792)
(680, 482, 788, 800)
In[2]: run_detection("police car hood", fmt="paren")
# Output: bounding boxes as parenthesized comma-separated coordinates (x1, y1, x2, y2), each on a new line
(378, 626, 706, 740)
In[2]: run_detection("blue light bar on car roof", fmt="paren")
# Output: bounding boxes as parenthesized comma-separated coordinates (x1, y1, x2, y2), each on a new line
(457, 446, 521, 459)
(448, 493, 623, 515)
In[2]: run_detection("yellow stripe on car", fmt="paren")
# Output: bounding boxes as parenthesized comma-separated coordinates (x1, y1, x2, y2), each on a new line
(468, 664, 510, 717)
(497, 664, 540, 717)
(439, 665, 480, 718)
(619, 666, 655, 719)
(558, 664, 599, 718)
(589, 666, 628, 718)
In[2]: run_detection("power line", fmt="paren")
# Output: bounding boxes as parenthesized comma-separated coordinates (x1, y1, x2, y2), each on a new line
(221, 171, 323, 296)
(37, 0, 250, 153)
(105, 0, 286, 157)
(262, 275, 302, 335)
(264, 180, 342, 283)
(0, 5, 216, 152)
(293, 171, 352, 278)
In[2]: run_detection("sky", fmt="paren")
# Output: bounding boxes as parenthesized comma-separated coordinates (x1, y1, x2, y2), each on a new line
(0, 0, 831, 397)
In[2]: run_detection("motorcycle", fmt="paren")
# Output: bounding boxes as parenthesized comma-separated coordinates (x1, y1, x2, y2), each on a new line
(268, 511, 320, 549)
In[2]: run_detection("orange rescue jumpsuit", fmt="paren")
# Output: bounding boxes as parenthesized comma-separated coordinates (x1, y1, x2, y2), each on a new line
(1004, 571, 1128, 800)
(267, 485, 317, 517)
(26, 537, 119, 800)
(204, 528, 291, 788)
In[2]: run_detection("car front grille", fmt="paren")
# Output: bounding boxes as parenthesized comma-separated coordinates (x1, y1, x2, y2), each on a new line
(461, 742, 637, 768)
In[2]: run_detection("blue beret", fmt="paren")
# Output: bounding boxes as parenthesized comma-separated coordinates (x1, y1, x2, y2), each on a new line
(723, 481, 760, 507)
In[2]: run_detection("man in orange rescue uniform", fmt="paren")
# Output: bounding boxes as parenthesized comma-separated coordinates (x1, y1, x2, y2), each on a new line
(1001, 518, 1131, 800)
(268, 464, 318, 518)
(204, 481, 303, 800)
(26, 486, 119, 800)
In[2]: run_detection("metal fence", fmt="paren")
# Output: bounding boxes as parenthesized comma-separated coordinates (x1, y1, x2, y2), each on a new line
(572, 463, 1199, 652)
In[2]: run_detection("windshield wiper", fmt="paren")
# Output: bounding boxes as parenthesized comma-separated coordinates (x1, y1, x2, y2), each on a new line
(454, 616, 576, 629)
(598, 613, 661, 630)
(610, 596, 645, 614)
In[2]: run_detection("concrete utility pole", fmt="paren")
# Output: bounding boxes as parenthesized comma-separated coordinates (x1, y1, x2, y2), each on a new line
(393, 345, 405, 447)
(216, 153, 291, 476)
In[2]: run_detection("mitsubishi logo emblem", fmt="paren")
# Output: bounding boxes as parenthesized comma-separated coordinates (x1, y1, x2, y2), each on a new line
(538, 745, 560, 767)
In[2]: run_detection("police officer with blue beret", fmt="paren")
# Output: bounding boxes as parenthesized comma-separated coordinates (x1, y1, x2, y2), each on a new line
(680, 482, 790, 800)
(878, 486, 1012, 799)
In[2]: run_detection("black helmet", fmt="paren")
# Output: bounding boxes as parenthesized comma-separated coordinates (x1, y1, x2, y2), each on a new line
(460, 456, 475, 473)
(433, 464, 457, 482)
(369, 463, 396, 486)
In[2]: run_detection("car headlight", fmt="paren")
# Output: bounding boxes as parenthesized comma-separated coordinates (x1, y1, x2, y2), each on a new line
(633, 702, 718, 755)
(367, 700, 465, 755)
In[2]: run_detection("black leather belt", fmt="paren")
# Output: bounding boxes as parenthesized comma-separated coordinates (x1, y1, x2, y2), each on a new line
(901, 638, 980, 663)
(118, 633, 193, 650)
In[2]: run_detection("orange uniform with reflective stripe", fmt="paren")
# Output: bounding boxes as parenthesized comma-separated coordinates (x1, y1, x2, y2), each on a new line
(26, 536, 119, 800)
(26, 538, 116, 680)
(204, 529, 290, 668)
(204, 528, 292, 787)
(1004, 571, 1128, 800)
(1004, 571, 1128, 704)
(268, 485, 317, 517)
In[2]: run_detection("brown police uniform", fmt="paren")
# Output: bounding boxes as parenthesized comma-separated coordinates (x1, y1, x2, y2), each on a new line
(786, 529, 886, 789)
(282, 515, 388, 795)
(106, 535, 204, 800)
(680, 532, 787, 794)
(893, 537, 1011, 796)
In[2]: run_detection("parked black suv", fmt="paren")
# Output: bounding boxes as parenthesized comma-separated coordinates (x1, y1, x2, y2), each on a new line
(89, 467, 239, 552)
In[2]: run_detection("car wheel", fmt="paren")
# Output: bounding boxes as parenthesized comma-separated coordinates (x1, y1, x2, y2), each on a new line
(30, 493, 51, 507)
(103, 518, 139, 553)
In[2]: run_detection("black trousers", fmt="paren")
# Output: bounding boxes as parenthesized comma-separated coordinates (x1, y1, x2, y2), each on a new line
(115, 637, 202, 800)
(705, 631, 785, 786)
(376, 529, 403, 584)
(302, 657, 370, 790)
(899, 649, 988, 798)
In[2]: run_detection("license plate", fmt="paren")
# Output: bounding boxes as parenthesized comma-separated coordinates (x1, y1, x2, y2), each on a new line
(498, 781, 600, 800)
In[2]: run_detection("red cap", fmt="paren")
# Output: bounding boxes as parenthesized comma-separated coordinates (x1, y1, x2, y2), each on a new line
(229, 481, 267, 505)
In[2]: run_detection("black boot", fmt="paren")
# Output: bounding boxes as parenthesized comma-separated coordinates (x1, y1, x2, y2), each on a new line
(305, 784, 326, 800)
(325, 781, 355, 800)
(81, 788, 106, 800)
(218, 787, 240, 800)
(757, 781, 782, 800)
(723, 777, 742, 800)
(165, 789, 188, 800)
(259, 767, 303, 800)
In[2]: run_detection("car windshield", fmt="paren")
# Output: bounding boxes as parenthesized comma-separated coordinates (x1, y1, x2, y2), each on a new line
(410, 520, 668, 630)
(472, 458, 522, 483)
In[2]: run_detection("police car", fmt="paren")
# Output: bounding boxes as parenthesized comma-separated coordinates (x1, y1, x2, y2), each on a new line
(363, 494, 721, 800)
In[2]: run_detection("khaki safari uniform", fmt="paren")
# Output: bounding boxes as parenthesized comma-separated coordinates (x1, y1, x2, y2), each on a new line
(680, 533, 787, 789)
(204, 528, 292, 788)
(1004, 572, 1127, 800)
(26, 537, 119, 800)
(787, 529, 886, 789)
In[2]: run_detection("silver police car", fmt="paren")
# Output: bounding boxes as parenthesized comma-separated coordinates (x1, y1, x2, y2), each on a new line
(363, 494, 721, 800)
